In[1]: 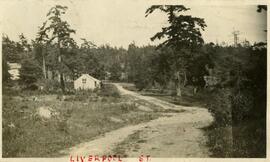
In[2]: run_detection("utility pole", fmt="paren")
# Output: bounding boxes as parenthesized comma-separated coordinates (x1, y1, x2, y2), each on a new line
(232, 30, 240, 47)
(215, 39, 219, 46)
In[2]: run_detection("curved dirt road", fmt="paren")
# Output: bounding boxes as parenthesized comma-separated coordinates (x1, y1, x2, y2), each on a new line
(62, 83, 214, 157)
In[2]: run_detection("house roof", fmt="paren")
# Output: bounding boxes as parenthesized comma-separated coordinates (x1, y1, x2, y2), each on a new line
(75, 74, 100, 82)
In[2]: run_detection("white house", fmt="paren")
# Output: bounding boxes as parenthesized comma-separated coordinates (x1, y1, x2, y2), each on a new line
(8, 62, 21, 80)
(74, 74, 101, 90)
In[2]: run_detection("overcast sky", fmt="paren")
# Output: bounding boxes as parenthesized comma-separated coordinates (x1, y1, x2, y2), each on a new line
(0, 0, 267, 49)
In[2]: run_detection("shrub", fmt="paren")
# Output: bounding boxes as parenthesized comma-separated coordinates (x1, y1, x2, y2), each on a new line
(36, 79, 61, 94)
(19, 58, 42, 90)
(231, 90, 254, 123)
(207, 88, 232, 127)
(98, 84, 120, 98)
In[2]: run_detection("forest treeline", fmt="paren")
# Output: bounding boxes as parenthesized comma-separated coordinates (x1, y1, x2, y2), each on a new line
(2, 5, 267, 157)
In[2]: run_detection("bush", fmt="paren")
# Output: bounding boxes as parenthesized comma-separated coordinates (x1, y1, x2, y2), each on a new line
(231, 90, 254, 123)
(19, 58, 42, 90)
(36, 79, 61, 93)
(204, 45, 266, 157)
(98, 84, 120, 98)
(24, 84, 39, 91)
(62, 90, 97, 102)
(207, 88, 232, 127)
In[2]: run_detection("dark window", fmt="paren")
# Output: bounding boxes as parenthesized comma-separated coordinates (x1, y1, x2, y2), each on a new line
(82, 78, 86, 84)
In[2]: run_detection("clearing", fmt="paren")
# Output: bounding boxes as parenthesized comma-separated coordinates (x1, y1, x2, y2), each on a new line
(62, 83, 214, 157)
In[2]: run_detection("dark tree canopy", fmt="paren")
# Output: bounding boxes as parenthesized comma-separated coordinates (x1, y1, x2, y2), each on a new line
(145, 5, 207, 96)
(19, 58, 42, 89)
(257, 5, 267, 12)
(146, 5, 207, 50)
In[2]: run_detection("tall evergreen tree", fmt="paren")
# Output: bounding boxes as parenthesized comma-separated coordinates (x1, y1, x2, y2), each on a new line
(145, 5, 206, 96)
(19, 58, 42, 90)
(37, 5, 76, 93)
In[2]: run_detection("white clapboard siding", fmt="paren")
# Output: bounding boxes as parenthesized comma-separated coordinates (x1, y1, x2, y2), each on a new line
(74, 74, 101, 90)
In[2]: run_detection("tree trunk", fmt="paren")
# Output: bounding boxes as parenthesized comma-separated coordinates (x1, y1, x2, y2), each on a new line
(193, 87, 198, 95)
(57, 38, 65, 93)
(42, 48, 47, 79)
(176, 82, 182, 97)
(175, 71, 182, 97)
(58, 55, 66, 93)
(60, 72, 65, 93)
(183, 71, 188, 86)
(46, 66, 49, 79)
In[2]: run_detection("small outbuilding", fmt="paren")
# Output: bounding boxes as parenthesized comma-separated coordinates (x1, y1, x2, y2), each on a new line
(74, 74, 101, 90)
(8, 62, 21, 80)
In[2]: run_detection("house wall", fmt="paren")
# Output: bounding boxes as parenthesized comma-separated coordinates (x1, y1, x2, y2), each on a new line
(7, 63, 21, 80)
(74, 76, 100, 90)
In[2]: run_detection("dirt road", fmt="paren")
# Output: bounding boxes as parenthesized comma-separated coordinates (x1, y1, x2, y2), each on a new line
(62, 83, 214, 157)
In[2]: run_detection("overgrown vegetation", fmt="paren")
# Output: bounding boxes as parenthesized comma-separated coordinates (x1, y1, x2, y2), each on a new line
(2, 4, 266, 158)
(2, 85, 163, 157)
(124, 44, 267, 157)
(205, 45, 267, 157)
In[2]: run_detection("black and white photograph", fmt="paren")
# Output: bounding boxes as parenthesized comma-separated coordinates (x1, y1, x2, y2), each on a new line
(0, 0, 268, 161)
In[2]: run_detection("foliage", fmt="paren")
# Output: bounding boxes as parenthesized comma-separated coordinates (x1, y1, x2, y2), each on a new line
(109, 62, 122, 81)
(207, 88, 232, 126)
(145, 5, 207, 96)
(2, 89, 162, 157)
(202, 44, 266, 157)
(98, 84, 120, 98)
(1, 4, 267, 158)
(37, 5, 76, 93)
(2, 34, 27, 63)
(19, 58, 42, 90)
(146, 5, 206, 50)
(257, 5, 267, 12)
(2, 54, 11, 84)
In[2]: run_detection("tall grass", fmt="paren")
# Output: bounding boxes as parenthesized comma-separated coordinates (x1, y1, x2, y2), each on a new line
(2, 85, 161, 157)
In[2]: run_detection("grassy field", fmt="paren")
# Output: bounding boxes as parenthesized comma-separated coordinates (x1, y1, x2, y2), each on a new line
(2, 84, 163, 157)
